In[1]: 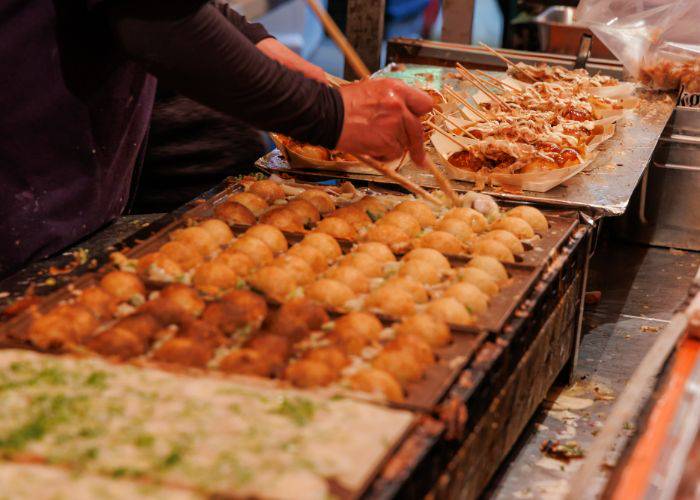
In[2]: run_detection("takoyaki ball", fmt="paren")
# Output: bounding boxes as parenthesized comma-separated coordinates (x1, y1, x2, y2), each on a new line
(159, 241, 204, 271)
(287, 244, 328, 273)
(294, 143, 330, 160)
(159, 283, 206, 317)
(27, 312, 76, 350)
(202, 299, 263, 337)
(457, 267, 499, 297)
(178, 319, 226, 349)
(247, 179, 286, 204)
(425, 297, 473, 326)
(479, 230, 524, 255)
(86, 327, 146, 360)
(365, 284, 416, 316)
(443, 283, 489, 315)
(300, 232, 342, 261)
(248, 265, 298, 301)
(305, 279, 355, 309)
(354, 242, 396, 264)
(394, 313, 452, 348)
(328, 206, 372, 230)
(77, 286, 117, 320)
(269, 298, 329, 340)
(259, 206, 304, 233)
(193, 261, 239, 295)
(394, 200, 437, 228)
(384, 277, 429, 303)
(435, 217, 475, 244)
(373, 345, 425, 384)
(340, 252, 383, 277)
(414, 231, 465, 255)
(325, 265, 370, 294)
(247, 333, 291, 367)
(100, 271, 146, 303)
(491, 216, 535, 240)
(507, 206, 548, 234)
(285, 199, 321, 226)
(219, 348, 274, 377)
(170, 227, 218, 257)
(364, 224, 410, 253)
(298, 189, 336, 214)
(213, 250, 256, 278)
(353, 196, 390, 220)
(136, 252, 183, 283)
(377, 211, 421, 238)
(115, 313, 161, 343)
(229, 191, 269, 217)
(329, 311, 383, 355)
(402, 248, 451, 272)
(315, 217, 358, 241)
(221, 289, 268, 331)
(349, 368, 404, 403)
(443, 207, 488, 233)
(398, 258, 442, 285)
(467, 256, 509, 284)
(214, 200, 257, 226)
(285, 359, 337, 387)
(470, 239, 515, 263)
(274, 255, 315, 285)
(49, 304, 99, 344)
(245, 224, 288, 255)
(391, 333, 435, 367)
(228, 235, 274, 266)
(152, 337, 212, 368)
(198, 219, 234, 247)
(304, 346, 350, 373)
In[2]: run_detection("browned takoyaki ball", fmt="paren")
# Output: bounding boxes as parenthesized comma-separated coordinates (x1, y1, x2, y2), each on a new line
(399, 258, 442, 285)
(54, 304, 99, 342)
(314, 217, 358, 240)
(274, 255, 315, 285)
(244, 224, 288, 255)
(395, 313, 452, 348)
(384, 277, 429, 303)
(177, 319, 226, 348)
(247, 333, 291, 367)
(340, 252, 383, 277)
(152, 337, 212, 368)
(198, 219, 234, 247)
(304, 346, 350, 373)
(136, 296, 193, 328)
(364, 224, 410, 253)
(26, 310, 79, 350)
(159, 240, 204, 271)
(305, 279, 355, 309)
(136, 252, 183, 283)
(425, 298, 473, 325)
(160, 284, 205, 317)
(269, 298, 329, 340)
(286, 244, 328, 273)
(507, 206, 548, 234)
(354, 242, 396, 264)
(100, 271, 145, 302)
(300, 232, 342, 261)
(324, 265, 370, 294)
(247, 179, 286, 204)
(329, 311, 382, 355)
(436, 217, 475, 244)
(391, 333, 435, 367)
(293, 143, 330, 160)
(352, 196, 390, 220)
(86, 327, 146, 360)
(365, 284, 416, 316)
(228, 235, 274, 266)
(259, 206, 305, 233)
(77, 286, 117, 320)
(193, 261, 239, 295)
(443, 207, 488, 233)
(213, 250, 256, 278)
(248, 265, 298, 301)
(457, 267, 499, 296)
(328, 206, 372, 230)
(372, 345, 425, 384)
(170, 227, 218, 257)
(467, 256, 508, 283)
(402, 248, 451, 272)
(285, 199, 321, 226)
(393, 200, 436, 228)
(298, 189, 336, 214)
(491, 216, 535, 240)
(377, 211, 421, 238)
(229, 192, 269, 217)
(349, 368, 404, 402)
(221, 290, 268, 330)
(479, 230, 524, 256)
(442, 282, 489, 316)
(414, 231, 465, 254)
(470, 238, 515, 263)
(114, 313, 161, 342)
(284, 359, 337, 387)
(202, 296, 266, 337)
(219, 348, 274, 377)
(214, 200, 257, 226)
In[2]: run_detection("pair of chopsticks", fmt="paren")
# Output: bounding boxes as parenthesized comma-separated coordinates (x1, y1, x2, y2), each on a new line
(304, 0, 459, 208)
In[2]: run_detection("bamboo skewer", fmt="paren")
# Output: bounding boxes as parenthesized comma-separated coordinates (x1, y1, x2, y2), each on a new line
(475, 69, 519, 92)
(478, 42, 538, 82)
(455, 64, 511, 111)
(443, 86, 489, 121)
(425, 120, 469, 149)
(433, 109, 478, 140)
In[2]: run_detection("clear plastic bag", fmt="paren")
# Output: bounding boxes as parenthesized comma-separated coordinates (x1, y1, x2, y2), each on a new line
(575, 0, 700, 91)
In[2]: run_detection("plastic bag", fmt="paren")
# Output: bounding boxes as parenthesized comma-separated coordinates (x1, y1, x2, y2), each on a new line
(575, 0, 700, 91)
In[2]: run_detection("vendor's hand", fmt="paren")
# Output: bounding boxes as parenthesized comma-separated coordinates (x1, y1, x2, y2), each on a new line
(336, 79, 433, 164)
(256, 38, 327, 84)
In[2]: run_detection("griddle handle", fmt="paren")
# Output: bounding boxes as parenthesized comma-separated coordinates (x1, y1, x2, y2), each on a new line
(574, 33, 593, 70)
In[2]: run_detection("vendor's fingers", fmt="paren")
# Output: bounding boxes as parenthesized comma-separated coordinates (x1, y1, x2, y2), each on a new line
(401, 107, 427, 164)
(394, 84, 434, 116)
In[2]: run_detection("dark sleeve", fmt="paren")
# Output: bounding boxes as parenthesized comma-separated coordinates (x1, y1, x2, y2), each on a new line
(211, 0, 273, 44)
(107, 1, 344, 148)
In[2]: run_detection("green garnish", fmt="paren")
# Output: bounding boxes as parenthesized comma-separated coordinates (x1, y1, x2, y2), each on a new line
(272, 397, 317, 427)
